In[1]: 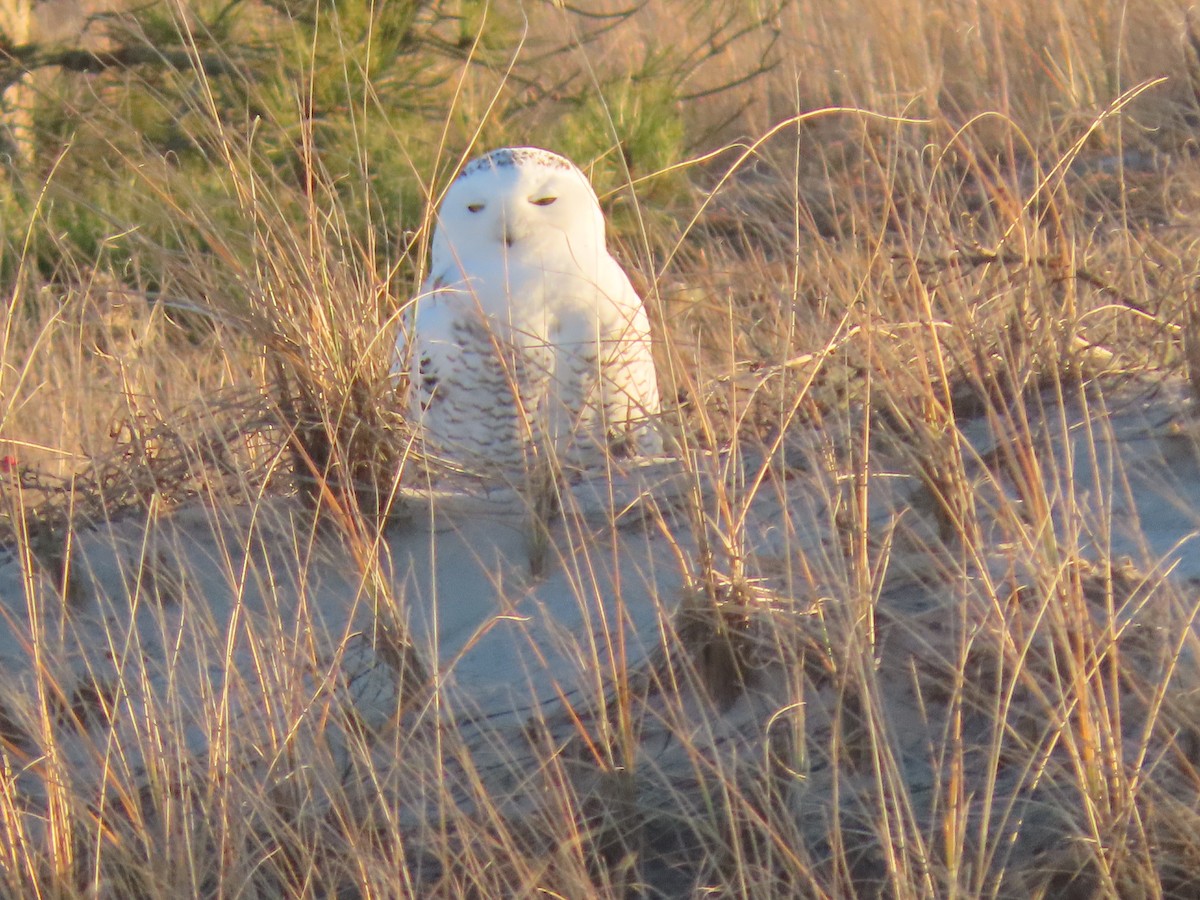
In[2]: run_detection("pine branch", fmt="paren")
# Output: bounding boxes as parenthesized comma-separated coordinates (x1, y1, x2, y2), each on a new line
(0, 40, 241, 92)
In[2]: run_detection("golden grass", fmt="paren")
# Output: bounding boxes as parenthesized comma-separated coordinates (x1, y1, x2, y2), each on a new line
(2, 0, 1200, 896)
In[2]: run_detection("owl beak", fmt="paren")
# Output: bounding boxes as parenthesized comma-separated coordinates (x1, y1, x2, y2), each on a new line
(500, 208, 521, 247)
(499, 209, 523, 247)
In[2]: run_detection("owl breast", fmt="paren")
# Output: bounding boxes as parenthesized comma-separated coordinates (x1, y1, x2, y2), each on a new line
(410, 260, 660, 478)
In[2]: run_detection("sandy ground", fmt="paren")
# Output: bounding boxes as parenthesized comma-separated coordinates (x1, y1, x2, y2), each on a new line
(0, 374, 1198, 891)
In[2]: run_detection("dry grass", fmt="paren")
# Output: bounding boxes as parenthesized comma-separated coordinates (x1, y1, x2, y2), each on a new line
(2, 0, 1200, 896)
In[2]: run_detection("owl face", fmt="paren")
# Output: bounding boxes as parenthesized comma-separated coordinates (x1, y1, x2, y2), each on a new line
(431, 148, 608, 272)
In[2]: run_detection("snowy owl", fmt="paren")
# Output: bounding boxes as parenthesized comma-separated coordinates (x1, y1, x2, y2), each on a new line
(400, 147, 663, 478)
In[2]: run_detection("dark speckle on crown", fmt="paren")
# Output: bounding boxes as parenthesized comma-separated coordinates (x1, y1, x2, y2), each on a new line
(457, 147, 575, 182)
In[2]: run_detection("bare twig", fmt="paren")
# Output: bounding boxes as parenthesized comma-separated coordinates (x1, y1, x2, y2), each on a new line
(906, 247, 1152, 317)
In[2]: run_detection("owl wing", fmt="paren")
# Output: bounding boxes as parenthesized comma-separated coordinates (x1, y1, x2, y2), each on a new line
(553, 259, 663, 460)
(407, 270, 457, 417)
(594, 260, 663, 455)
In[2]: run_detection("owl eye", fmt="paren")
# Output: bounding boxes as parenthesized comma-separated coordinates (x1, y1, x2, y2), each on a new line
(467, 203, 485, 213)
(530, 196, 558, 206)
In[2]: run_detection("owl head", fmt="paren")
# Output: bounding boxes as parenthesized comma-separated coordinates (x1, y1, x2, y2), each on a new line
(430, 147, 608, 273)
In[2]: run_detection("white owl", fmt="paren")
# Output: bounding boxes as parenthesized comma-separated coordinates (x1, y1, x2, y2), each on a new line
(400, 147, 663, 478)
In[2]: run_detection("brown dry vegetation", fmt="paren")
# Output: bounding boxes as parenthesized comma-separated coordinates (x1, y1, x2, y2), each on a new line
(2, 0, 1200, 896)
